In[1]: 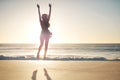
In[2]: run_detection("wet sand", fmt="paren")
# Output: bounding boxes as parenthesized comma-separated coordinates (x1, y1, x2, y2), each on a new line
(0, 60, 120, 80)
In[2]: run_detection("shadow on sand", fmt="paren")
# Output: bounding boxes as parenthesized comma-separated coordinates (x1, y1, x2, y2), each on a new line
(31, 68, 52, 80)
(31, 70, 38, 80)
(44, 68, 52, 80)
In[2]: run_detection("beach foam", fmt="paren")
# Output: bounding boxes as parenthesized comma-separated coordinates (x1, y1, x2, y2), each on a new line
(0, 55, 120, 61)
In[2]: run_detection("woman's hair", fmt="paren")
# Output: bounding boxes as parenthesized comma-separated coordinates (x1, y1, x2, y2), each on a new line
(42, 14, 50, 27)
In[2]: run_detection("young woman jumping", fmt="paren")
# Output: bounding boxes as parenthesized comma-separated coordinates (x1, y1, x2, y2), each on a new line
(37, 3, 52, 60)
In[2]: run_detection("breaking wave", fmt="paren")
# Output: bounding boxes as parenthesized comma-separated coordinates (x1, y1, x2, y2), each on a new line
(0, 55, 120, 61)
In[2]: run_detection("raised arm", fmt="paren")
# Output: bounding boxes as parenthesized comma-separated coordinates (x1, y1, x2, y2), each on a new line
(48, 4, 52, 21)
(37, 4, 42, 23)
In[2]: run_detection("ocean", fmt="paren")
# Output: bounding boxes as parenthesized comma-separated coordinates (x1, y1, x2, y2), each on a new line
(0, 44, 120, 61)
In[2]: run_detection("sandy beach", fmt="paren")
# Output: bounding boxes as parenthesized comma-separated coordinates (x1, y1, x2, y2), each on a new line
(0, 60, 120, 80)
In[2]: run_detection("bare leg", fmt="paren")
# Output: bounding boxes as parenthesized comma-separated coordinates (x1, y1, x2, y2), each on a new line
(43, 37, 49, 60)
(37, 36, 44, 59)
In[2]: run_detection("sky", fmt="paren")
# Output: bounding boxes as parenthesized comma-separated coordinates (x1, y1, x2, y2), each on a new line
(0, 0, 120, 44)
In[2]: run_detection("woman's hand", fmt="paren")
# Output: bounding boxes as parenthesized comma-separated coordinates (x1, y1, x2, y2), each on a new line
(37, 4, 40, 8)
(49, 3, 51, 8)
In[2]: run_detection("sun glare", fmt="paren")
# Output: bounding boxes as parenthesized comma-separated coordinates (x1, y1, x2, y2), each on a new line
(40, 49, 44, 56)
(29, 22, 60, 44)
(29, 23, 40, 44)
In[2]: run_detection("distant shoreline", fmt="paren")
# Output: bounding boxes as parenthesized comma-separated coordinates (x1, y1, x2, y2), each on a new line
(0, 43, 120, 45)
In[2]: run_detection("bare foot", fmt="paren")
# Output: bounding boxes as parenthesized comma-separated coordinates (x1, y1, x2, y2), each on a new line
(37, 53, 39, 59)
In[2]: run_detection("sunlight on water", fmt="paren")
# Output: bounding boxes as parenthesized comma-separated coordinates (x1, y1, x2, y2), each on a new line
(40, 49, 45, 57)
(0, 44, 120, 60)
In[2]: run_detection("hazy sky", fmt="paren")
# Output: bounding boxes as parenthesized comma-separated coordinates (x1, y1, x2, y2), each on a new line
(0, 0, 120, 44)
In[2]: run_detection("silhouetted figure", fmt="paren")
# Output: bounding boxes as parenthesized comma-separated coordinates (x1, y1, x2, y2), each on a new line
(44, 68, 52, 80)
(37, 3, 52, 60)
(31, 70, 38, 80)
